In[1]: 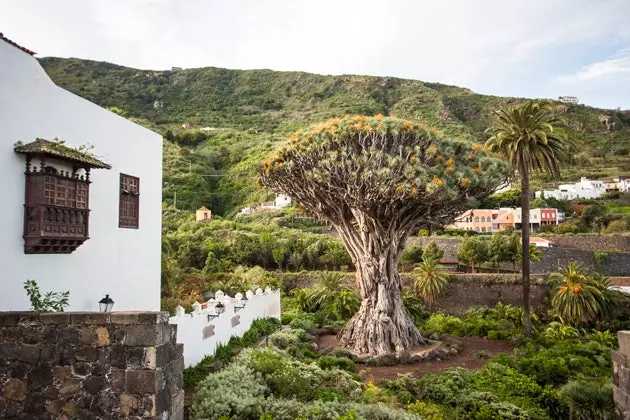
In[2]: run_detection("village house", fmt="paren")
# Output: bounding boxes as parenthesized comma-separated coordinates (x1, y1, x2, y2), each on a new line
(448, 207, 559, 233)
(196, 206, 212, 221)
(604, 176, 630, 192)
(536, 177, 606, 200)
(238, 194, 292, 215)
(0, 34, 163, 311)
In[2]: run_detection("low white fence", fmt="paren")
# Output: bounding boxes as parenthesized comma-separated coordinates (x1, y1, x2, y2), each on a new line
(169, 287, 281, 367)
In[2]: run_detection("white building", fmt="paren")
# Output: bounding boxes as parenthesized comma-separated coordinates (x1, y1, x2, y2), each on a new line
(604, 177, 630, 193)
(274, 194, 292, 209)
(558, 96, 578, 104)
(536, 177, 606, 200)
(0, 34, 163, 311)
(238, 194, 292, 214)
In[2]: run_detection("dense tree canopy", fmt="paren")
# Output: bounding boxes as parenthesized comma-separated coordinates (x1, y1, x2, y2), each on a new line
(261, 115, 507, 355)
(261, 115, 507, 240)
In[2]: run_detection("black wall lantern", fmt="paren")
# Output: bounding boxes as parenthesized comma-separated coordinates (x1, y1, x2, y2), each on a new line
(99, 294, 114, 312)
(215, 301, 225, 313)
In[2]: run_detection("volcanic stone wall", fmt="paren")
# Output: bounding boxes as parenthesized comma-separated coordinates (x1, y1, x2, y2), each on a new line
(0, 311, 183, 419)
(430, 274, 549, 316)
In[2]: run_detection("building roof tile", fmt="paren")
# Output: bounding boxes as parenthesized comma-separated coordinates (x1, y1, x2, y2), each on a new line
(14, 139, 111, 169)
(0, 32, 36, 56)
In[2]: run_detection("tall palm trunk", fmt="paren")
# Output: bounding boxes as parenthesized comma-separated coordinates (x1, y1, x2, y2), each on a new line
(520, 167, 532, 336)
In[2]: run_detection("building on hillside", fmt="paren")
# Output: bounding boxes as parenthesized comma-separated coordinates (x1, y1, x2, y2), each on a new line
(447, 207, 559, 233)
(196, 206, 212, 222)
(238, 194, 292, 215)
(558, 96, 578, 104)
(448, 209, 494, 233)
(0, 34, 163, 311)
(536, 177, 605, 200)
(274, 194, 292, 208)
(439, 258, 459, 272)
(603, 177, 630, 192)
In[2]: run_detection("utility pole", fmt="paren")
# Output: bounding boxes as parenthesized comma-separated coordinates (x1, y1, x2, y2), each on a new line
(174, 191, 177, 209)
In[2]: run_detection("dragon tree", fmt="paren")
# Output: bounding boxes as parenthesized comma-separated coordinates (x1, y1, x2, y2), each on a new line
(261, 115, 507, 355)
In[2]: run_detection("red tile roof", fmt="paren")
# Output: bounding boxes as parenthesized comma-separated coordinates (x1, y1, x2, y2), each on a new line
(0, 33, 36, 56)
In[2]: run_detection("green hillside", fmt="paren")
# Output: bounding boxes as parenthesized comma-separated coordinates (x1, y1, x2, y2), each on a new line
(39, 57, 630, 215)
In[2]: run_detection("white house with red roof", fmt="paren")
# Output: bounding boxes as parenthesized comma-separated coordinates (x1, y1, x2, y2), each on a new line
(0, 34, 163, 311)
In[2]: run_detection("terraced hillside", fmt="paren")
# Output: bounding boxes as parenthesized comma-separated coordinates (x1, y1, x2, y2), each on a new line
(39, 57, 630, 214)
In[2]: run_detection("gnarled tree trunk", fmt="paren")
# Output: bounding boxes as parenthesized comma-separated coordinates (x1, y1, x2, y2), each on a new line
(337, 228, 426, 356)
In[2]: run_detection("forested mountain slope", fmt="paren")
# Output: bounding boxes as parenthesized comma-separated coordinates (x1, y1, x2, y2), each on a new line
(39, 57, 630, 215)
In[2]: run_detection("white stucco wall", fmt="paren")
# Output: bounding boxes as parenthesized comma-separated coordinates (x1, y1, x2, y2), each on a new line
(0, 40, 162, 311)
(169, 289, 281, 367)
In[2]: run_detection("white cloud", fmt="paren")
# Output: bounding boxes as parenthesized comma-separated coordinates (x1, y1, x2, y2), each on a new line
(560, 49, 630, 83)
(1, 0, 630, 108)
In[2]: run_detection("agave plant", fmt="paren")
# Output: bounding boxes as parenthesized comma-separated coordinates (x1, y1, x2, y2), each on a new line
(412, 255, 449, 308)
(560, 380, 615, 420)
(549, 262, 603, 326)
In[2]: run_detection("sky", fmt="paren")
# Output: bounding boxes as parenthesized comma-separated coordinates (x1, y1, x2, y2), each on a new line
(2, 0, 630, 110)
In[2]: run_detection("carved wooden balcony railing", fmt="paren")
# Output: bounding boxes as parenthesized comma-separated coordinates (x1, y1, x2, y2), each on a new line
(15, 138, 111, 254)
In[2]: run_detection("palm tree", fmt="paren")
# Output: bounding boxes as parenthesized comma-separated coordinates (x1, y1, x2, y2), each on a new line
(549, 262, 603, 325)
(412, 255, 450, 309)
(308, 271, 352, 308)
(486, 101, 571, 336)
(516, 242, 543, 267)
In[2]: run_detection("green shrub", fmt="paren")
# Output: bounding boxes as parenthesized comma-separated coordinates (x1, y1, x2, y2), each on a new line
(192, 363, 267, 419)
(499, 351, 570, 387)
(244, 347, 362, 402)
(406, 401, 446, 420)
(423, 313, 466, 336)
(290, 314, 316, 332)
(259, 399, 421, 420)
(487, 330, 510, 340)
(318, 356, 356, 373)
(183, 317, 281, 388)
(560, 380, 614, 419)
(281, 313, 294, 325)
(454, 391, 531, 420)
(268, 328, 307, 349)
(475, 363, 542, 400)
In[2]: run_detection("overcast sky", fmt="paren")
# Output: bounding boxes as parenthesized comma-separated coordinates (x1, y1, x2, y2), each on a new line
(3, 0, 630, 109)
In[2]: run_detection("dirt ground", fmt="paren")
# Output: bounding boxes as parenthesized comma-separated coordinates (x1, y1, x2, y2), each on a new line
(316, 334, 515, 382)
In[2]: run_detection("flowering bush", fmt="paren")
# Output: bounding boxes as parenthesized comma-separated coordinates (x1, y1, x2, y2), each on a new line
(193, 347, 416, 419)
(268, 328, 308, 349)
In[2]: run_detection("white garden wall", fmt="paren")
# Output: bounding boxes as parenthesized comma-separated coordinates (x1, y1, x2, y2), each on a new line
(169, 288, 281, 367)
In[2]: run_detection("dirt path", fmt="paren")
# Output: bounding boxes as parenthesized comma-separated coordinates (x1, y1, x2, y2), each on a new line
(359, 336, 514, 381)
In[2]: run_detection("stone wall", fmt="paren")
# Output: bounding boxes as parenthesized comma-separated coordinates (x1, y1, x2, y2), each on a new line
(545, 236, 630, 253)
(430, 274, 549, 316)
(0, 311, 183, 420)
(532, 248, 630, 276)
(407, 237, 461, 259)
(280, 271, 549, 316)
(613, 331, 630, 419)
(407, 236, 630, 275)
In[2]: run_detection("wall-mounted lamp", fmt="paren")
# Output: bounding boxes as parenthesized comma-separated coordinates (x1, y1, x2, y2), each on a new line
(98, 294, 114, 312)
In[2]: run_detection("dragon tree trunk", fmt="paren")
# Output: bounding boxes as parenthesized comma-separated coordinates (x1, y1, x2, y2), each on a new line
(337, 227, 426, 356)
